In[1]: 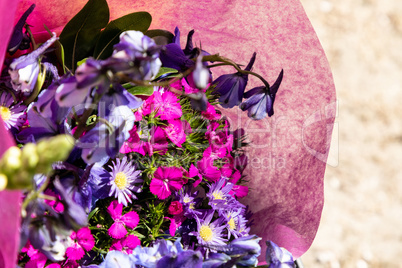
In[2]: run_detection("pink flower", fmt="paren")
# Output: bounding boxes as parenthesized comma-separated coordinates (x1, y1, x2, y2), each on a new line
(120, 126, 168, 156)
(201, 103, 221, 120)
(205, 121, 233, 154)
(163, 119, 189, 147)
(168, 201, 183, 215)
(142, 90, 182, 120)
(150, 166, 185, 199)
(229, 185, 249, 198)
(197, 157, 221, 182)
(164, 215, 186, 236)
(107, 200, 140, 239)
(65, 227, 95, 261)
(110, 235, 141, 254)
(188, 164, 202, 187)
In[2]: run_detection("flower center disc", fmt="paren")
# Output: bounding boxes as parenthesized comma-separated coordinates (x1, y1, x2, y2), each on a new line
(228, 218, 236, 230)
(0, 106, 11, 121)
(212, 191, 223, 200)
(114, 172, 127, 190)
(199, 225, 213, 242)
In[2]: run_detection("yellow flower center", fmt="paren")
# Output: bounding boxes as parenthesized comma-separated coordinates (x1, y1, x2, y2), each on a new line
(189, 203, 195, 209)
(114, 172, 127, 190)
(199, 225, 214, 242)
(0, 106, 11, 122)
(212, 191, 223, 200)
(228, 218, 236, 230)
(183, 196, 191, 203)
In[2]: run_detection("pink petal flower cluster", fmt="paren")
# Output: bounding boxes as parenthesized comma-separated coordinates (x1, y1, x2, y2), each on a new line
(142, 90, 182, 120)
(110, 234, 141, 254)
(120, 125, 168, 156)
(65, 227, 95, 261)
(150, 166, 186, 199)
(21, 242, 56, 268)
(107, 200, 140, 239)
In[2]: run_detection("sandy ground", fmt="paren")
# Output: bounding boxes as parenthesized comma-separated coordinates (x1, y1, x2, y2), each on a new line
(299, 0, 402, 267)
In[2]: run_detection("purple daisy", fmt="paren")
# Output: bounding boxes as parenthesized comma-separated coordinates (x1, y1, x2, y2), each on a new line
(207, 178, 241, 214)
(223, 208, 250, 239)
(190, 210, 228, 249)
(108, 156, 143, 206)
(0, 90, 26, 130)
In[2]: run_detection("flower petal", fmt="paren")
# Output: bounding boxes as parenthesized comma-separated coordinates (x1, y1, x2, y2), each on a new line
(121, 211, 140, 229)
(108, 222, 127, 239)
(107, 200, 123, 220)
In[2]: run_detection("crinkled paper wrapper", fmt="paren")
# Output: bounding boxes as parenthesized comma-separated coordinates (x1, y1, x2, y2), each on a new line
(0, 0, 336, 266)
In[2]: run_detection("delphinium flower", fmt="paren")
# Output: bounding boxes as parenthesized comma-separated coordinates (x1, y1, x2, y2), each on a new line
(107, 200, 140, 239)
(226, 235, 261, 267)
(108, 156, 143, 206)
(240, 69, 284, 119)
(150, 166, 186, 199)
(98, 250, 132, 267)
(190, 210, 228, 249)
(110, 234, 141, 254)
(0, 90, 26, 131)
(212, 52, 256, 108)
(265, 240, 295, 268)
(8, 33, 57, 93)
(65, 227, 95, 261)
(111, 30, 162, 80)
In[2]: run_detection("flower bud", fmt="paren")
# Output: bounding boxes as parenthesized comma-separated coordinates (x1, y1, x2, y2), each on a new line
(0, 173, 8, 191)
(9, 60, 40, 93)
(21, 143, 39, 170)
(193, 56, 210, 89)
(36, 135, 75, 169)
(0, 146, 22, 176)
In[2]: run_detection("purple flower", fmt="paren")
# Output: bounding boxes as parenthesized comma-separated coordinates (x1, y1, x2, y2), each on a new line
(7, 4, 35, 54)
(0, 90, 26, 131)
(8, 33, 57, 93)
(223, 209, 250, 239)
(207, 178, 235, 212)
(192, 55, 210, 89)
(240, 69, 283, 119)
(212, 52, 256, 108)
(111, 30, 162, 80)
(265, 241, 295, 268)
(108, 156, 143, 206)
(190, 210, 227, 248)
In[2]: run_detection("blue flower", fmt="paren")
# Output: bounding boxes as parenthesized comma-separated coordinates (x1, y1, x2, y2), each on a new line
(265, 240, 294, 268)
(99, 250, 132, 268)
(240, 69, 283, 120)
(212, 52, 256, 108)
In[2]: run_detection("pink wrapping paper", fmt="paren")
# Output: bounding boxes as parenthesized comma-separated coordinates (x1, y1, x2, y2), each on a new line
(1, 0, 336, 265)
(0, 1, 22, 267)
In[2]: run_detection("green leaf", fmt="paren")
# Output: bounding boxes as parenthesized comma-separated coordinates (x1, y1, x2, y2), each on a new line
(145, 29, 174, 45)
(124, 84, 154, 96)
(93, 12, 152, 60)
(154, 67, 178, 79)
(59, 0, 109, 71)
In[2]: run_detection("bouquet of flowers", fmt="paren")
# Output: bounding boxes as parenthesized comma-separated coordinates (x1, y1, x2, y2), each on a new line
(0, 0, 336, 267)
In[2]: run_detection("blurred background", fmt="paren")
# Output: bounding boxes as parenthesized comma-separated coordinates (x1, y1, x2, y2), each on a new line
(299, 0, 402, 267)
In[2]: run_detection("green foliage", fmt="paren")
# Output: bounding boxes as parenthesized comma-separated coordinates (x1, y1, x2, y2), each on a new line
(59, 0, 110, 71)
(93, 12, 152, 60)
